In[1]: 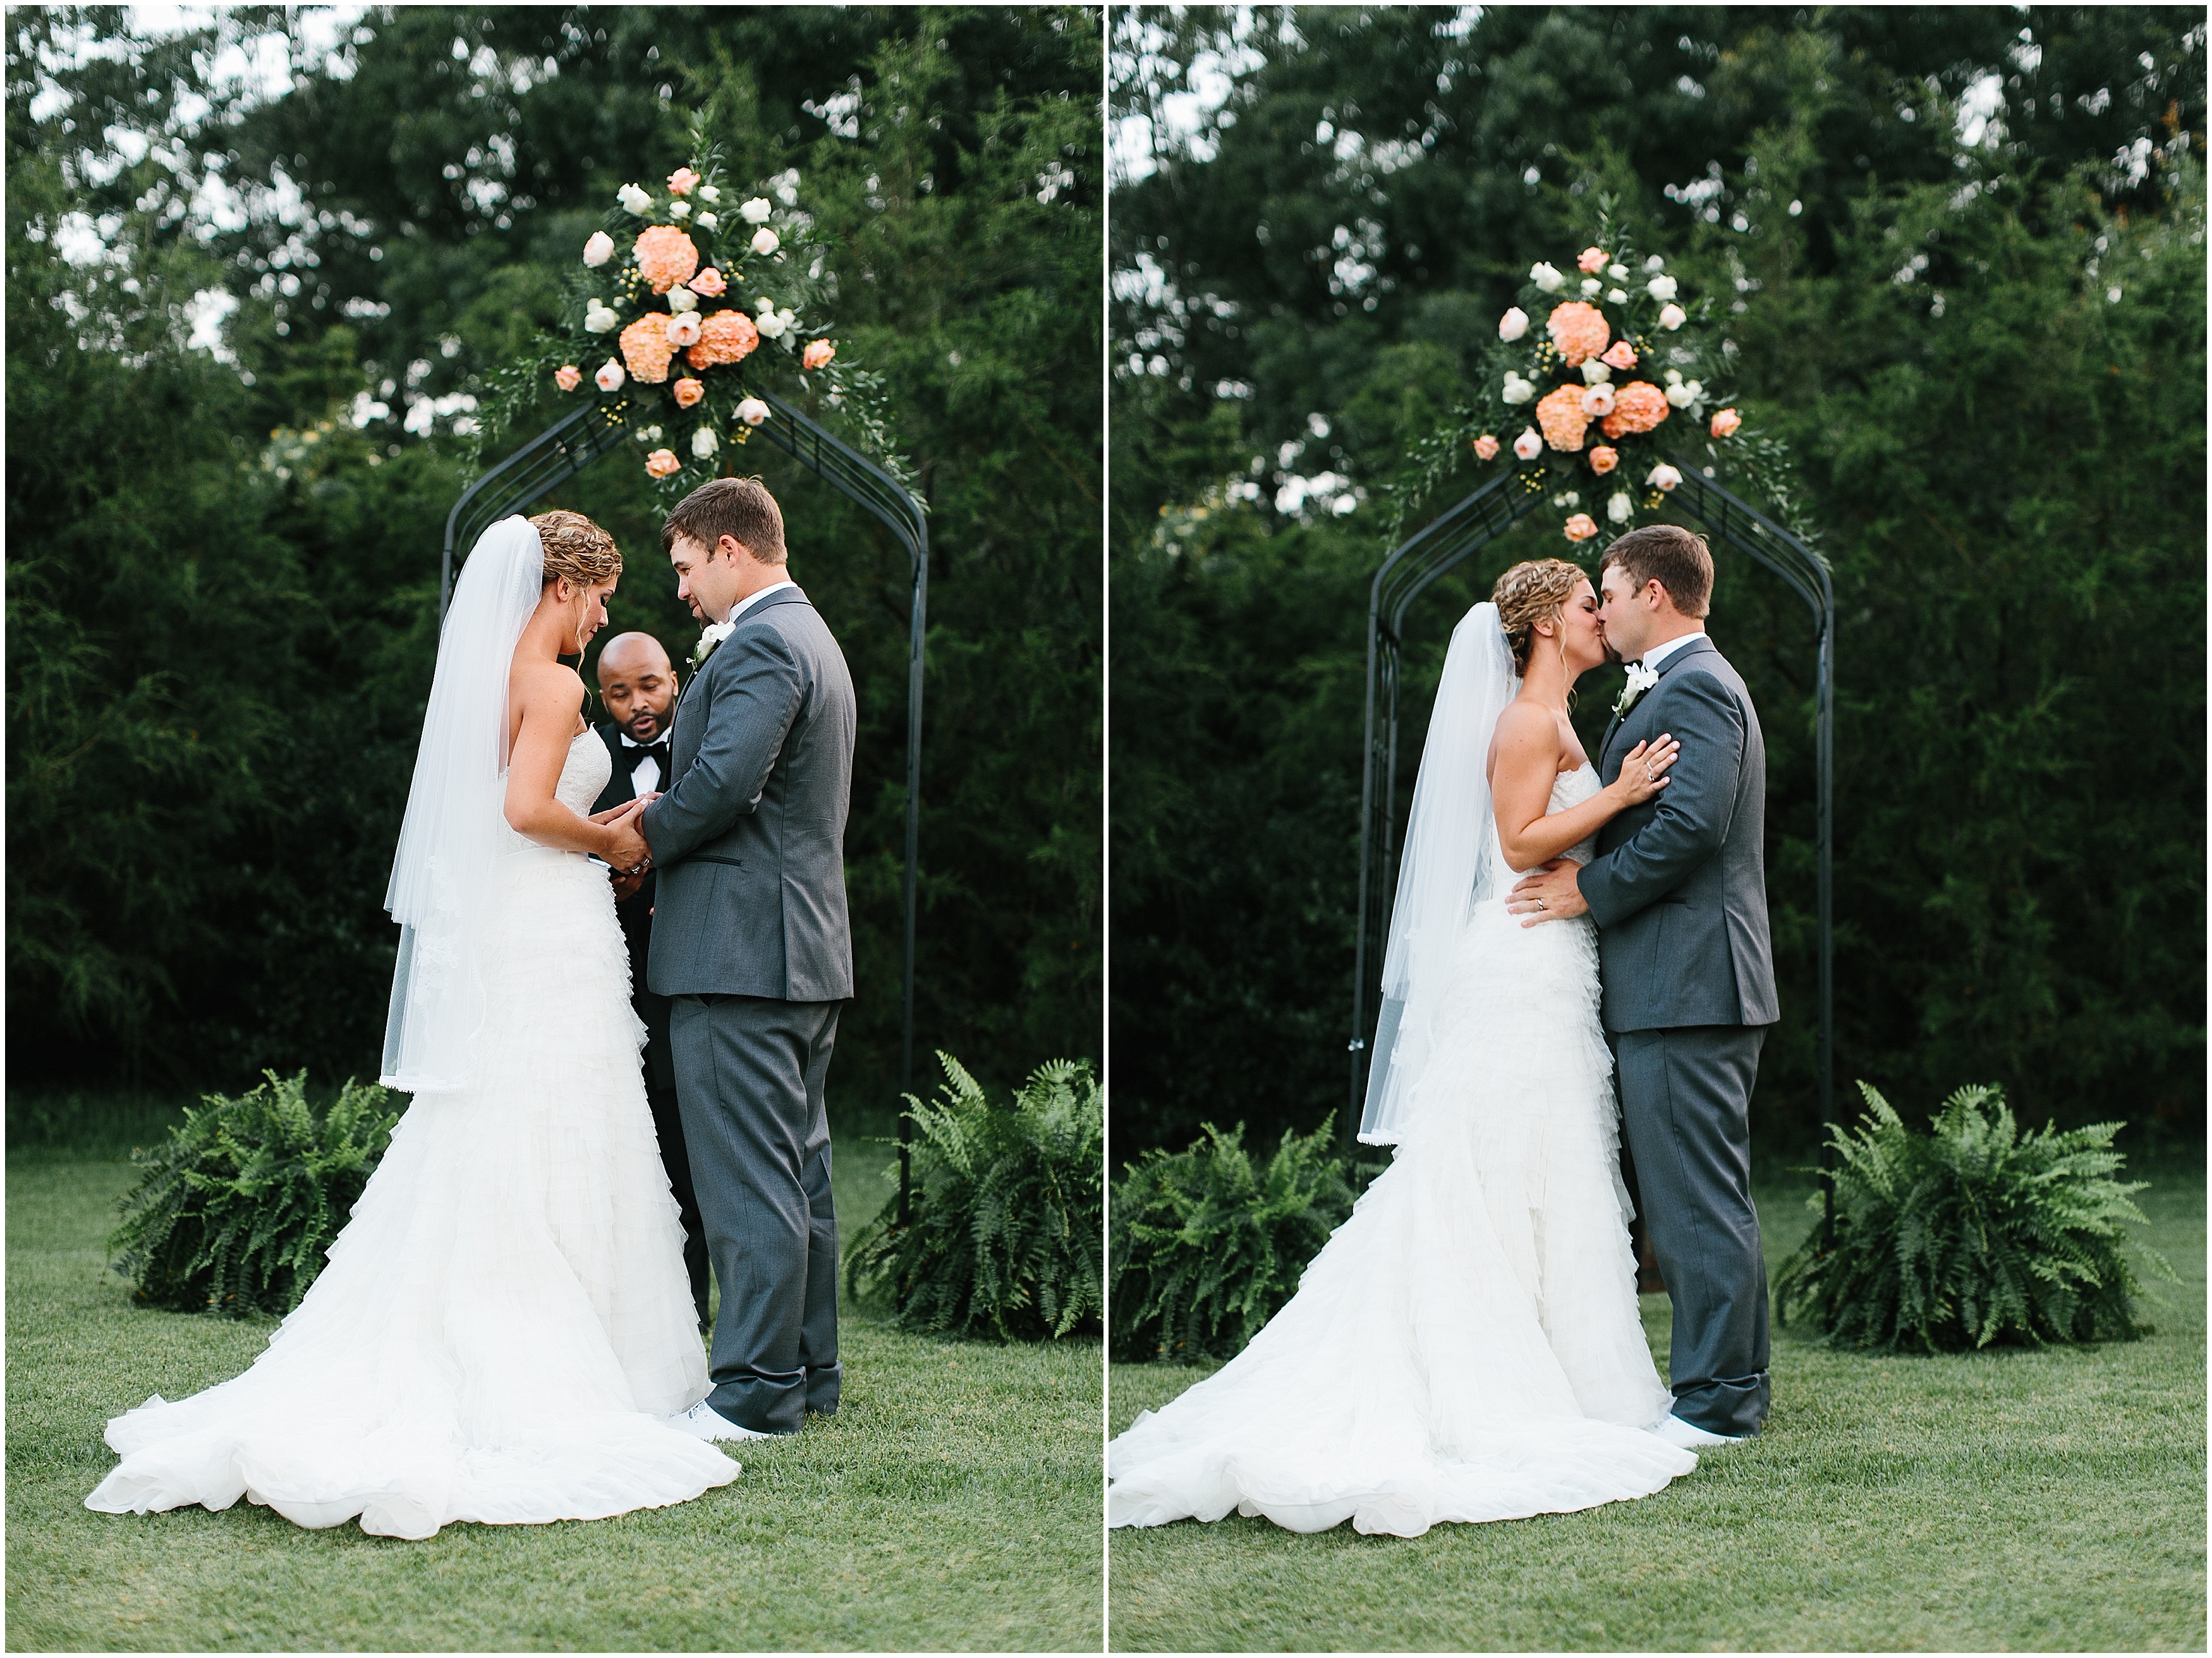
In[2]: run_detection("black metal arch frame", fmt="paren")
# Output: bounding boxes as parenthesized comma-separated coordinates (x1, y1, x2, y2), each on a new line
(1347, 464, 1834, 1219)
(442, 391, 929, 1214)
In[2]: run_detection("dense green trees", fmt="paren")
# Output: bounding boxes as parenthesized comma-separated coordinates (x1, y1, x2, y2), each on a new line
(1111, 7, 2204, 1155)
(8, 6, 1102, 1114)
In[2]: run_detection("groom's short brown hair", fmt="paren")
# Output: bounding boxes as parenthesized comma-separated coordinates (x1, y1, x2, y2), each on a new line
(1599, 525, 1713, 618)
(661, 476, 787, 565)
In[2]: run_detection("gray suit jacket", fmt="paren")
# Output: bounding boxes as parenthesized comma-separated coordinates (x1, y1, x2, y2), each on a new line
(1577, 635, 1778, 1033)
(643, 587, 856, 1003)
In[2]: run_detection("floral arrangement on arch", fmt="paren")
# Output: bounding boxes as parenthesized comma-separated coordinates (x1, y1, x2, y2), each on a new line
(1387, 217, 1812, 552)
(475, 119, 916, 507)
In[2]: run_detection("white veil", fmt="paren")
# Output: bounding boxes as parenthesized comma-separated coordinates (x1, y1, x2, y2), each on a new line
(379, 516, 544, 1094)
(1357, 600, 1520, 1145)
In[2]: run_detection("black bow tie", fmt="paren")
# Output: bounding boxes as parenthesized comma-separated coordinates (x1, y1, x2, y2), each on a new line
(622, 738, 670, 775)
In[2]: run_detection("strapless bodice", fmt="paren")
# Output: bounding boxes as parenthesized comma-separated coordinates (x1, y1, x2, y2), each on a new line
(1545, 764, 1602, 868)
(499, 731, 611, 855)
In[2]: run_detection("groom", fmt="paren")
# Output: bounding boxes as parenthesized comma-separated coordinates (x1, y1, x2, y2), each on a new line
(1507, 525, 1778, 1449)
(638, 477, 856, 1443)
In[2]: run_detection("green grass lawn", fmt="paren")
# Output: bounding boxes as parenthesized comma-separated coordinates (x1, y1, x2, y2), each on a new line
(1109, 1161, 2206, 1653)
(7, 1103, 1104, 1653)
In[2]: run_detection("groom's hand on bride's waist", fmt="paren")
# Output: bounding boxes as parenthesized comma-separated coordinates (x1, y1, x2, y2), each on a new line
(1506, 860, 1589, 927)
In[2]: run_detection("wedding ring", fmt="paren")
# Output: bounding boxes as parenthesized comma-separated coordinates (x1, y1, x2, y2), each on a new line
(1536, 898, 1547, 910)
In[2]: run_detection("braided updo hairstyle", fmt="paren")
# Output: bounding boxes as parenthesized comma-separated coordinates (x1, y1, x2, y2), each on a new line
(1491, 558, 1588, 675)
(530, 509, 623, 588)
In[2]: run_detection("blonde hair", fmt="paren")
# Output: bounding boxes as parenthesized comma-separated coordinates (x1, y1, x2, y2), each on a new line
(530, 509, 623, 588)
(1492, 558, 1587, 674)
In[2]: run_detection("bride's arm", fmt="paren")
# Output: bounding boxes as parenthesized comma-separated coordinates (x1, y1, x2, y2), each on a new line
(502, 665, 645, 860)
(1489, 701, 1678, 869)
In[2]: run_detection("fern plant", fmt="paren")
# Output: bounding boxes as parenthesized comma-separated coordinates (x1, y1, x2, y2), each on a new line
(109, 1071, 398, 1317)
(1774, 1081, 2173, 1353)
(844, 1053, 1103, 1341)
(1110, 1116, 1358, 1363)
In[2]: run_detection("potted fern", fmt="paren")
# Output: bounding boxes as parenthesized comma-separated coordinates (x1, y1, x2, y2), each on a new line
(1774, 1081, 2175, 1353)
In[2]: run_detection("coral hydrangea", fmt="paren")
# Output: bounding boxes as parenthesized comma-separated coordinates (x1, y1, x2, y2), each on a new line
(633, 225, 701, 295)
(1545, 301, 1610, 366)
(618, 314, 675, 383)
(1536, 384, 1591, 451)
(1600, 381, 1670, 439)
(685, 309, 760, 370)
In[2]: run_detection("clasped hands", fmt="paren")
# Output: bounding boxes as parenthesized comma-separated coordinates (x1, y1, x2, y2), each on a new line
(1504, 736, 1678, 929)
(589, 793, 663, 896)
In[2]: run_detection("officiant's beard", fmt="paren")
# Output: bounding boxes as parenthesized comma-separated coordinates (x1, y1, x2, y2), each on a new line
(621, 700, 671, 742)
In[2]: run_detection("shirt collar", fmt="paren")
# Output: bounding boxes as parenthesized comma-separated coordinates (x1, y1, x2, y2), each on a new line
(1639, 631, 1705, 671)
(617, 728, 669, 748)
(724, 577, 797, 625)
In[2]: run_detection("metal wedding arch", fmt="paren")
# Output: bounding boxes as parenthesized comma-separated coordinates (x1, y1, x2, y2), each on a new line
(441, 391, 930, 1216)
(1345, 464, 1835, 1225)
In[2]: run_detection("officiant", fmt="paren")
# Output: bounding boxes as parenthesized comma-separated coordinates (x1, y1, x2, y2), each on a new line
(591, 630, 712, 1330)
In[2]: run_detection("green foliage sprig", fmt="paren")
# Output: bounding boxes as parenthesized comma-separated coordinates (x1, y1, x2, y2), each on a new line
(844, 1052, 1103, 1342)
(1775, 1081, 2175, 1353)
(1109, 1115, 1358, 1363)
(109, 1071, 398, 1317)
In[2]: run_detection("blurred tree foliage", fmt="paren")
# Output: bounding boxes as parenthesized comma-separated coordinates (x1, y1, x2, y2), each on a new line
(1110, 6, 2204, 1157)
(7, 6, 1102, 1113)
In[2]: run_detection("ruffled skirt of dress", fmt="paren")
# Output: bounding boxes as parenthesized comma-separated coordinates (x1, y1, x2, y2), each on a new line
(85, 847, 737, 1539)
(1107, 900, 1696, 1538)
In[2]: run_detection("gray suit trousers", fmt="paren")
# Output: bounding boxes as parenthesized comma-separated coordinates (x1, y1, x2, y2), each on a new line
(1612, 1025, 1771, 1437)
(670, 992, 842, 1435)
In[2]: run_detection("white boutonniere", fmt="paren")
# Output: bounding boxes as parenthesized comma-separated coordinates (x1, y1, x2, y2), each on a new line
(688, 619, 736, 673)
(1612, 661, 1660, 721)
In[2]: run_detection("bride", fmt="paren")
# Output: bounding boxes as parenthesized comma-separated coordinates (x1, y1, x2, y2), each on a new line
(85, 512, 739, 1540)
(1109, 558, 1699, 1539)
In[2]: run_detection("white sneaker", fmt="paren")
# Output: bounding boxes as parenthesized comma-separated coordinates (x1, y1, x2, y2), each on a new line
(665, 1399, 774, 1443)
(1649, 1413, 1747, 1449)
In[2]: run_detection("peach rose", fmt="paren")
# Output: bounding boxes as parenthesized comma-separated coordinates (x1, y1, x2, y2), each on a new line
(1600, 381, 1671, 439)
(1563, 513, 1599, 542)
(1601, 339, 1638, 371)
(1536, 384, 1591, 452)
(1546, 300, 1610, 365)
(1473, 433, 1500, 461)
(554, 363, 582, 393)
(632, 225, 700, 294)
(801, 339, 836, 371)
(685, 309, 760, 369)
(665, 311, 703, 348)
(593, 358, 625, 393)
(667, 166, 700, 197)
(1512, 427, 1543, 461)
(618, 314, 675, 383)
(689, 267, 727, 298)
(1577, 247, 1608, 274)
(644, 449, 681, 478)
(1588, 445, 1619, 475)
(672, 377, 705, 408)
(1710, 406, 1742, 437)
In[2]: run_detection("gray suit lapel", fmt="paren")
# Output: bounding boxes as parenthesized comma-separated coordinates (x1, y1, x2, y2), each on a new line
(1603, 635, 1717, 769)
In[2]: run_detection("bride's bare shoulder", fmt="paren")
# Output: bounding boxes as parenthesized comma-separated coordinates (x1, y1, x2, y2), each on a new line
(510, 657, 585, 711)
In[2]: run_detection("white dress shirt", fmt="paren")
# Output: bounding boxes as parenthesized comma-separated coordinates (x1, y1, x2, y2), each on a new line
(724, 576, 797, 625)
(617, 729, 662, 796)
(1639, 630, 1705, 671)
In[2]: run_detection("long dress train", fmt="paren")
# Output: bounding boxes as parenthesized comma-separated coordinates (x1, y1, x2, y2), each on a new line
(86, 733, 738, 1539)
(1107, 765, 1696, 1538)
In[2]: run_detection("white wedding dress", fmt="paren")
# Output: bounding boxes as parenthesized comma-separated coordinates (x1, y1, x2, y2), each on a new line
(1108, 764, 1697, 1538)
(86, 732, 738, 1540)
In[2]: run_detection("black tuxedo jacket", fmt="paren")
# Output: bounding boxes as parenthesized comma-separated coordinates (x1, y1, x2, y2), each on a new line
(592, 719, 676, 1090)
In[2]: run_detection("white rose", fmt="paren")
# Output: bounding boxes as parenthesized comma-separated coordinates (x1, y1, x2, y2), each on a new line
(756, 309, 787, 340)
(772, 307, 796, 343)
(698, 184, 720, 204)
(1647, 463, 1683, 491)
(736, 396, 770, 427)
(584, 303, 619, 334)
(665, 312, 703, 347)
(1659, 302, 1687, 331)
(617, 183, 652, 216)
(1665, 378, 1703, 408)
(1607, 263, 1629, 281)
(1644, 254, 1666, 273)
(1530, 262, 1564, 293)
(1647, 274, 1679, 302)
(750, 227, 781, 257)
(696, 212, 719, 229)
(1606, 286, 1629, 304)
(1664, 369, 1684, 386)
(594, 358, 626, 392)
(668, 200, 691, 220)
(1579, 277, 1601, 296)
(1512, 427, 1543, 461)
(691, 425, 719, 459)
(667, 287, 698, 314)
(1497, 307, 1529, 343)
(582, 231, 614, 267)
(1608, 492, 1634, 524)
(1581, 384, 1617, 418)
(1580, 359, 1612, 385)
(740, 197, 773, 224)
(1502, 372, 1536, 406)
